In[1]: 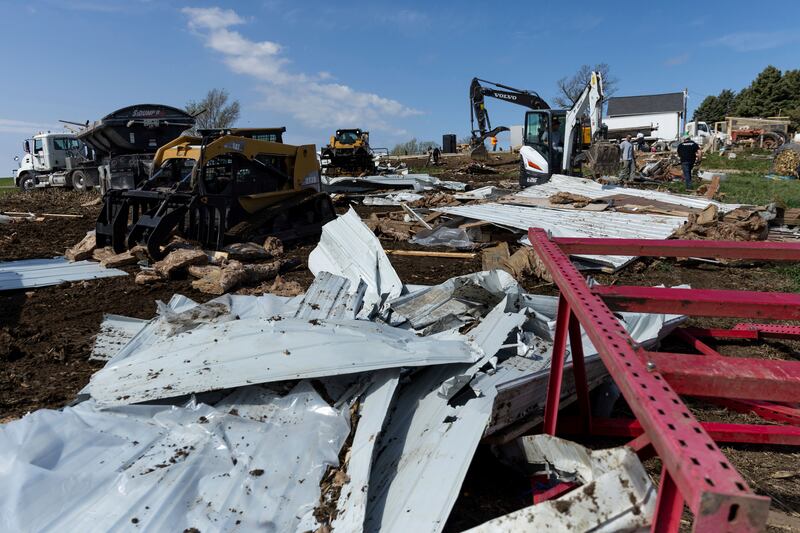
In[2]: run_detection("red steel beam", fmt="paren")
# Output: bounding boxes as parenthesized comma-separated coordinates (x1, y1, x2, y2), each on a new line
(529, 228, 770, 530)
(672, 329, 800, 426)
(643, 352, 800, 403)
(592, 285, 800, 320)
(583, 417, 800, 446)
(551, 237, 800, 261)
(732, 323, 800, 339)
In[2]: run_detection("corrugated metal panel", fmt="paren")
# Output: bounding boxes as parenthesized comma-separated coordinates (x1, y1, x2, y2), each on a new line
(309, 208, 402, 317)
(0, 381, 350, 532)
(466, 435, 655, 532)
(332, 369, 399, 531)
(90, 314, 148, 361)
(0, 257, 127, 291)
(86, 314, 479, 408)
(511, 174, 740, 212)
(435, 203, 684, 269)
(294, 271, 365, 320)
(323, 173, 466, 192)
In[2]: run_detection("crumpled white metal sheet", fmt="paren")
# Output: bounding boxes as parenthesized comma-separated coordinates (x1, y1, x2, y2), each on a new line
(466, 434, 656, 532)
(365, 363, 497, 533)
(90, 314, 148, 361)
(0, 257, 127, 291)
(0, 381, 350, 533)
(512, 173, 741, 212)
(331, 369, 400, 532)
(293, 271, 365, 320)
(86, 314, 478, 408)
(435, 203, 685, 270)
(322, 173, 466, 192)
(308, 208, 402, 316)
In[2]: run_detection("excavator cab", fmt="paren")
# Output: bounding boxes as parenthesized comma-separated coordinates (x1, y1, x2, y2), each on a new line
(520, 110, 572, 185)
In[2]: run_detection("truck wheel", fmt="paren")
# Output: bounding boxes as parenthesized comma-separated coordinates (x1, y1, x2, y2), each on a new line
(17, 173, 36, 192)
(70, 170, 88, 192)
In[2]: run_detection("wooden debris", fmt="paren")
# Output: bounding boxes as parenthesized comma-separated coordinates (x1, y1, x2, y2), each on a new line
(548, 192, 596, 208)
(674, 205, 768, 241)
(384, 249, 476, 259)
(92, 247, 116, 263)
(80, 197, 103, 207)
(400, 203, 432, 230)
(65, 232, 96, 262)
(773, 147, 800, 177)
(702, 175, 721, 199)
(3, 211, 83, 219)
(154, 248, 208, 278)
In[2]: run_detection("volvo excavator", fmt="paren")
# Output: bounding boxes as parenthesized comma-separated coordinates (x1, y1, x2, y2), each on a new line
(95, 128, 336, 259)
(469, 72, 620, 186)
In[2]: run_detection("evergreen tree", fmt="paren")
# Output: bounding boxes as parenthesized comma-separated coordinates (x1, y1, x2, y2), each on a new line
(734, 66, 784, 117)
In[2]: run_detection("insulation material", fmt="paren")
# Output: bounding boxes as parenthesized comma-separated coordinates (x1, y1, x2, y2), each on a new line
(308, 208, 402, 316)
(0, 382, 350, 533)
(466, 435, 656, 532)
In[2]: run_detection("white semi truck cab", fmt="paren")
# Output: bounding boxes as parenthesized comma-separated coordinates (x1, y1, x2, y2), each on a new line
(13, 132, 91, 191)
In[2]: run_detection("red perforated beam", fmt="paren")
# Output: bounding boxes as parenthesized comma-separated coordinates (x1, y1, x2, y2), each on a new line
(551, 237, 800, 261)
(592, 285, 800, 320)
(643, 352, 800, 403)
(529, 228, 770, 531)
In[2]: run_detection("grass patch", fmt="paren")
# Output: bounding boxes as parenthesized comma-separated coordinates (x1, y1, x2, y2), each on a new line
(700, 149, 772, 173)
(0, 176, 14, 196)
(774, 263, 800, 292)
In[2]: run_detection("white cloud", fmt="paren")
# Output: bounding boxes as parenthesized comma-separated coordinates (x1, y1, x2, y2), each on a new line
(181, 6, 421, 132)
(0, 119, 63, 135)
(665, 53, 690, 66)
(706, 31, 800, 52)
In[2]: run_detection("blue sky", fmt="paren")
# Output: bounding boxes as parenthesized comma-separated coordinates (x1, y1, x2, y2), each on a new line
(2, 0, 800, 174)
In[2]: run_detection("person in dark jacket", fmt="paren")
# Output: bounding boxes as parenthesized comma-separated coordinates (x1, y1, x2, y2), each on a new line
(677, 134, 701, 189)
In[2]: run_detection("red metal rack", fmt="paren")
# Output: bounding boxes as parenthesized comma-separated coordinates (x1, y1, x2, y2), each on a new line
(528, 229, 800, 532)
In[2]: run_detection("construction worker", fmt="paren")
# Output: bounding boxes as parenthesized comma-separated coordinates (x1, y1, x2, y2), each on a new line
(619, 135, 635, 182)
(677, 133, 702, 189)
(490, 136, 498, 152)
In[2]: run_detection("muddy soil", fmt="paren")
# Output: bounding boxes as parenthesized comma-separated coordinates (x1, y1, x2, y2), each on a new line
(2, 170, 799, 525)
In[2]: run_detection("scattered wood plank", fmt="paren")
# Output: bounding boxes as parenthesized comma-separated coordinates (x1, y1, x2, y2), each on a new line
(2, 211, 84, 219)
(384, 249, 477, 259)
(482, 242, 510, 271)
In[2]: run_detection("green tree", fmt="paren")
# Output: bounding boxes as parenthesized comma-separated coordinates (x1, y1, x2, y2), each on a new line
(390, 138, 440, 156)
(185, 88, 241, 134)
(734, 66, 784, 117)
(694, 89, 736, 124)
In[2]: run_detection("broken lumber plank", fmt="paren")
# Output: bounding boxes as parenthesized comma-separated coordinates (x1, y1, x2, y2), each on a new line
(384, 250, 476, 259)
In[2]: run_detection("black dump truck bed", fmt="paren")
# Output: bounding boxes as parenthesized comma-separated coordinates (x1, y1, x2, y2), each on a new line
(77, 104, 195, 156)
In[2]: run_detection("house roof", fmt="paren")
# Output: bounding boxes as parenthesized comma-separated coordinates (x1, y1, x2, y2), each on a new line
(606, 92, 685, 117)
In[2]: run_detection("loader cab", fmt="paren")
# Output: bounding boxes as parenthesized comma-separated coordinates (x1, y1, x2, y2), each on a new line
(520, 110, 567, 185)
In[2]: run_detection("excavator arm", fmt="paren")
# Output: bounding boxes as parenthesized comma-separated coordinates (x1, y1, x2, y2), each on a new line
(469, 78, 549, 159)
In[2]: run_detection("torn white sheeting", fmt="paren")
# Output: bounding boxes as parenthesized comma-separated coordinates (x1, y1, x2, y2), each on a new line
(0, 381, 349, 533)
(467, 435, 655, 532)
(309, 208, 402, 316)
(90, 314, 148, 361)
(365, 364, 497, 533)
(511, 174, 741, 212)
(87, 315, 478, 408)
(0, 257, 127, 291)
(362, 192, 424, 205)
(435, 203, 684, 270)
(387, 270, 522, 334)
(323, 173, 466, 192)
(332, 369, 400, 532)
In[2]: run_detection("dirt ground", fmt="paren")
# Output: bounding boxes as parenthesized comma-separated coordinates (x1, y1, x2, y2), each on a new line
(1, 162, 798, 528)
